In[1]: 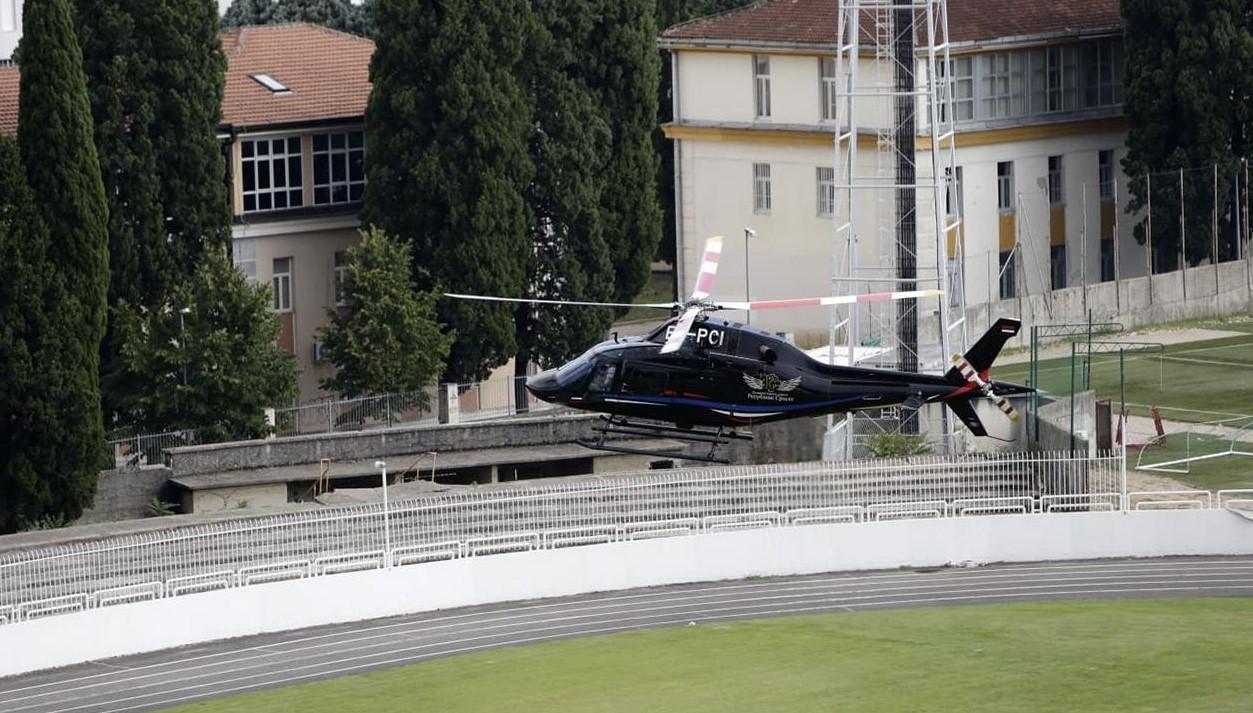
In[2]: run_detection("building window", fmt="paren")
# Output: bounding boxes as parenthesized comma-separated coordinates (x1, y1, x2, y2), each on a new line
(753, 162, 771, 214)
(1048, 156, 1063, 206)
(997, 161, 1014, 211)
(233, 239, 257, 284)
(1082, 39, 1123, 108)
(1101, 240, 1115, 282)
(980, 52, 1025, 119)
(1098, 150, 1115, 201)
(313, 131, 365, 205)
(1050, 244, 1067, 290)
(999, 250, 1016, 299)
(946, 56, 974, 122)
(945, 166, 964, 219)
(241, 136, 303, 213)
(816, 166, 835, 217)
(333, 251, 348, 306)
(272, 257, 292, 312)
(753, 54, 771, 118)
(1031, 46, 1078, 114)
(820, 57, 838, 121)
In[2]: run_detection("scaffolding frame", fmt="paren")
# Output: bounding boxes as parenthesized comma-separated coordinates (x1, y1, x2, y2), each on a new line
(829, 0, 969, 456)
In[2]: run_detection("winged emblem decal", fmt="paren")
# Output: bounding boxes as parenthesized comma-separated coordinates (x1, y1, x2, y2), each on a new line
(742, 372, 802, 394)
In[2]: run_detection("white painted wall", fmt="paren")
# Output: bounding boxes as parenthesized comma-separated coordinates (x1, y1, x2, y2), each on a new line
(672, 48, 1145, 341)
(3, 510, 1251, 678)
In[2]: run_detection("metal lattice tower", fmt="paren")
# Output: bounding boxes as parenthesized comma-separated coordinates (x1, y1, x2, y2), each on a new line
(827, 0, 969, 456)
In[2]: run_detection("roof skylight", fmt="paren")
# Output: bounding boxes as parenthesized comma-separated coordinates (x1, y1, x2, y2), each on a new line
(251, 74, 291, 94)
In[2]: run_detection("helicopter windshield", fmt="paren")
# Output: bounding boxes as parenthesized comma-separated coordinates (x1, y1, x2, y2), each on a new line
(554, 352, 594, 386)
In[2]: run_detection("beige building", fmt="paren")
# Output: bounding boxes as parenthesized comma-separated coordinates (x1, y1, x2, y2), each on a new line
(220, 24, 374, 400)
(0, 24, 374, 402)
(661, 0, 1144, 343)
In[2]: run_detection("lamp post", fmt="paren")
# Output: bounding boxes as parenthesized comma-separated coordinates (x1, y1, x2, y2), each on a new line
(743, 227, 756, 325)
(375, 459, 392, 567)
(178, 307, 191, 387)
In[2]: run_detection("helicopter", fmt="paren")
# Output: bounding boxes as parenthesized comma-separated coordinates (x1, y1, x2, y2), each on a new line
(448, 235, 1032, 463)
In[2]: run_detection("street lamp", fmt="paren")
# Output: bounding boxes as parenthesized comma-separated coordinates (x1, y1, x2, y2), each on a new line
(178, 307, 191, 387)
(375, 460, 392, 567)
(743, 227, 756, 325)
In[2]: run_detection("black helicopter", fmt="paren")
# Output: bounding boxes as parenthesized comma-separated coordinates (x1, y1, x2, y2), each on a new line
(448, 236, 1031, 462)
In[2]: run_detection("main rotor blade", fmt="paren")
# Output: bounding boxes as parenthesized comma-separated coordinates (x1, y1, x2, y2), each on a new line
(444, 293, 676, 310)
(716, 288, 944, 311)
(660, 305, 701, 354)
(688, 235, 723, 301)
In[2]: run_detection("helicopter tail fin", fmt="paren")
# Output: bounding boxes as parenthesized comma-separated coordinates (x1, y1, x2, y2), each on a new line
(944, 397, 987, 437)
(942, 318, 1021, 386)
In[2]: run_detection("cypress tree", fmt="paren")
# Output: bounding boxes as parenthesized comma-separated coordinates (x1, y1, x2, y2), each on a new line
(17, 0, 110, 524)
(0, 136, 56, 533)
(364, 0, 533, 382)
(590, 0, 663, 305)
(150, 0, 232, 276)
(76, 0, 171, 421)
(516, 0, 615, 379)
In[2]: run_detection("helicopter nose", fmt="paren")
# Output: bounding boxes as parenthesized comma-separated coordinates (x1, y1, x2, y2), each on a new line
(526, 370, 562, 403)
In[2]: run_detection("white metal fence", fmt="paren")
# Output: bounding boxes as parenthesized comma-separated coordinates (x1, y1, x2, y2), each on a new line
(2, 450, 1244, 627)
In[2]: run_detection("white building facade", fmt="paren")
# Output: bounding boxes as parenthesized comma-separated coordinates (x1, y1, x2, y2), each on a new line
(661, 0, 1142, 345)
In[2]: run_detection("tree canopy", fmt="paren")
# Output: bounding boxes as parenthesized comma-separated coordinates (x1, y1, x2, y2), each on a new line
(318, 228, 451, 398)
(116, 248, 298, 442)
(364, 0, 534, 383)
(222, 0, 374, 36)
(1122, 0, 1253, 267)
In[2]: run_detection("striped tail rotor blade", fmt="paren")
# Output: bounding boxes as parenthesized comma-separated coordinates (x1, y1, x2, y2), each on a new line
(660, 306, 701, 355)
(952, 354, 1020, 422)
(723, 288, 944, 311)
(689, 235, 724, 301)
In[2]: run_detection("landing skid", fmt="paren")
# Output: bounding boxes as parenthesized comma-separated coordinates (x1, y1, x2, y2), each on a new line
(576, 416, 753, 464)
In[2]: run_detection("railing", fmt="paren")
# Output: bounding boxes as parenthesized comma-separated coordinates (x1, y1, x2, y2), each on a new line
(0, 450, 1140, 625)
(269, 377, 569, 438)
(271, 388, 441, 438)
(105, 430, 199, 470)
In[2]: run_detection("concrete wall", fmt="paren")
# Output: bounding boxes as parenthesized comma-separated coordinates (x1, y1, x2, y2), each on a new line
(3, 509, 1251, 677)
(76, 468, 174, 525)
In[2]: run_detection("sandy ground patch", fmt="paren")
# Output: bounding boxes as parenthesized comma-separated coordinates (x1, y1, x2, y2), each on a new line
(999, 327, 1246, 365)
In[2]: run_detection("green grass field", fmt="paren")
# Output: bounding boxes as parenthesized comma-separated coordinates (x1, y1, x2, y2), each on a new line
(994, 320, 1253, 490)
(170, 598, 1253, 713)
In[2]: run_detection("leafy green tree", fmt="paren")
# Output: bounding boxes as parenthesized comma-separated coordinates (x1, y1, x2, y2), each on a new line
(116, 248, 298, 442)
(1122, 0, 1253, 267)
(589, 0, 663, 306)
(0, 136, 58, 533)
(17, 0, 110, 526)
(515, 0, 616, 379)
(364, 0, 534, 383)
(318, 228, 451, 397)
(222, 0, 372, 36)
(655, 0, 746, 267)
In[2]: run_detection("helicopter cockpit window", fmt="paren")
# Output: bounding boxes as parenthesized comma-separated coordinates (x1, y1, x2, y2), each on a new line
(555, 353, 594, 387)
(588, 362, 617, 392)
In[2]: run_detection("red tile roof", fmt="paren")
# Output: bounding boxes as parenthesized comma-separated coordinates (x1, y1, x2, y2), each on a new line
(0, 65, 17, 136)
(662, 0, 1121, 47)
(0, 24, 373, 136)
(221, 23, 374, 130)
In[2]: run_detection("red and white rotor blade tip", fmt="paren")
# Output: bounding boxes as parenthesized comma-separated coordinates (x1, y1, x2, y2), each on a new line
(660, 305, 702, 355)
(718, 288, 944, 312)
(443, 293, 674, 310)
(952, 354, 1019, 423)
(688, 235, 724, 301)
